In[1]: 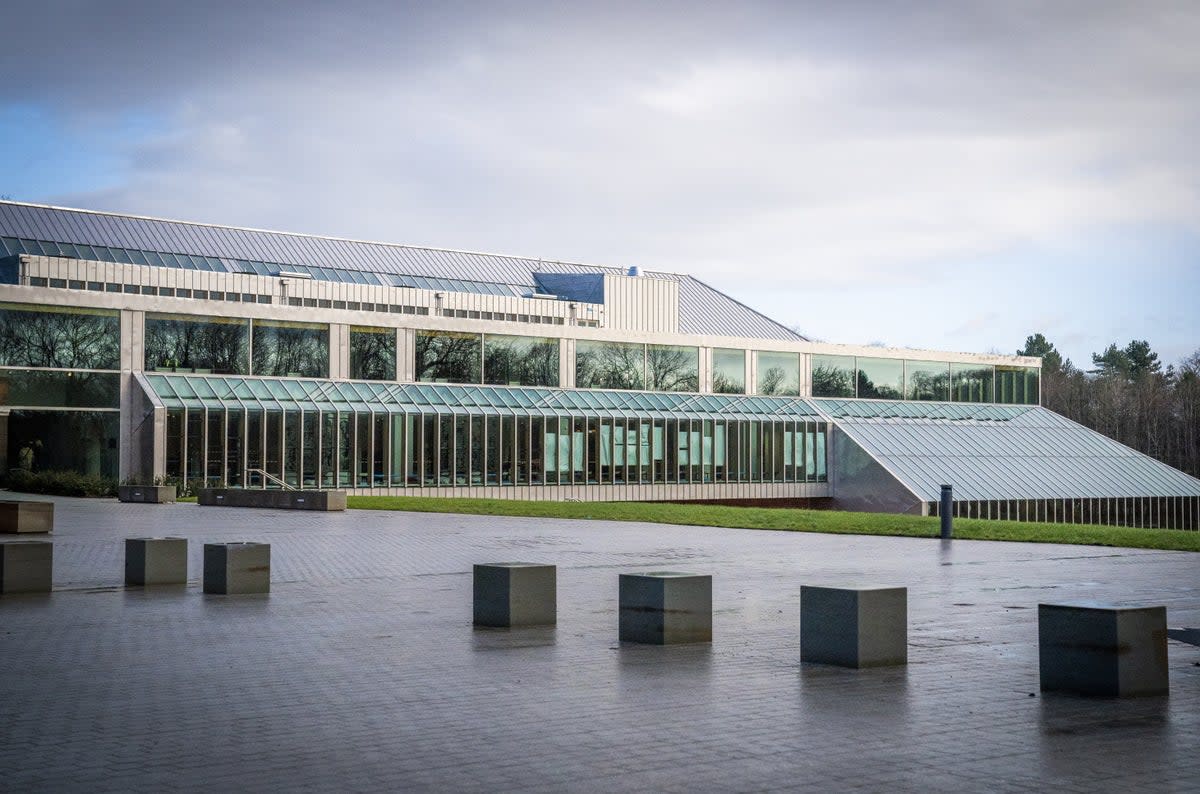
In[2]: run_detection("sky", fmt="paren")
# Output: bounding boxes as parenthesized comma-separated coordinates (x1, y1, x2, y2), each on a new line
(1, 0, 1197, 367)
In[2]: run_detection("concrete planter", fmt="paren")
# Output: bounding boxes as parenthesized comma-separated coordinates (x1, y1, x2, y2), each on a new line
(118, 485, 177, 504)
(619, 572, 712, 645)
(0, 499, 54, 534)
(203, 542, 270, 595)
(0, 541, 53, 594)
(198, 488, 346, 511)
(800, 585, 908, 668)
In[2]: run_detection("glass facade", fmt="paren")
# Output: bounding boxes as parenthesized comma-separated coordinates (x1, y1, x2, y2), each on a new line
(349, 326, 396, 381)
(416, 330, 482, 383)
(2, 409, 118, 477)
(856, 357, 905, 400)
(0, 370, 120, 408)
(144, 313, 250, 374)
(757, 351, 800, 396)
(251, 319, 329, 377)
(811, 354, 855, 398)
(646, 345, 699, 392)
(151, 375, 830, 490)
(483, 334, 559, 387)
(905, 360, 951, 401)
(996, 366, 1039, 405)
(951, 363, 994, 403)
(712, 348, 745, 394)
(576, 340, 645, 390)
(0, 302, 119, 369)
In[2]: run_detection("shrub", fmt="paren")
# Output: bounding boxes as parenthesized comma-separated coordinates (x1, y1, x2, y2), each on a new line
(3, 468, 119, 498)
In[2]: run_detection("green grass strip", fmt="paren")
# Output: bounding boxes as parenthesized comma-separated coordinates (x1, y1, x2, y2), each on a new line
(346, 495, 1200, 552)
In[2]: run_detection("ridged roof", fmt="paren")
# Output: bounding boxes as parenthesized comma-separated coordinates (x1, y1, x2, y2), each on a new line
(0, 201, 803, 342)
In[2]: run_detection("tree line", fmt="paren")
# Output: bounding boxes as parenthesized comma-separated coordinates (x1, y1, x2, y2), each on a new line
(1019, 334, 1200, 478)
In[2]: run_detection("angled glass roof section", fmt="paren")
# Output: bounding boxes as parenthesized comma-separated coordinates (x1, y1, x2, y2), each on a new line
(830, 403, 1200, 500)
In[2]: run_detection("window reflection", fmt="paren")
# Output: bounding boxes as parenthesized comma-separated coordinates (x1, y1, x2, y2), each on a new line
(951, 363, 994, 403)
(856, 357, 904, 400)
(416, 330, 481, 383)
(349, 326, 396, 381)
(811, 354, 855, 398)
(712, 348, 745, 394)
(251, 319, 329, 377)
(483, 334, 559, 387)
(905, 360, 950, 401)
(145, 313, 249, 374)
(0, 302, 119, 369)
(646, 344, 698, 392)
(756, 351, 799, 395)
(576, 340, 644, 390)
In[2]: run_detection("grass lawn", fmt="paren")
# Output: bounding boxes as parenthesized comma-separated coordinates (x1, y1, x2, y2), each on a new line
(346, 495, 1200, 552)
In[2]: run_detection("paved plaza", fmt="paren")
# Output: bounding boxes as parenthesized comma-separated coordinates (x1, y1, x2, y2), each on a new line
(2, 494, 1198, 792)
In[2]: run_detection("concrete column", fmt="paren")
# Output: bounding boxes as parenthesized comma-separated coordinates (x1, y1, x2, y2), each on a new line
(699, 347, 713, 393)
(746, 351, 757, 395)
(561, 338, 575, 389)
(398, 328, 416, 382)
(330, 323, 350, 379)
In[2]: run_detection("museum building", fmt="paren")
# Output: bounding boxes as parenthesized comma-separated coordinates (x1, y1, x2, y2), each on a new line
(1, 200, 1197, 529)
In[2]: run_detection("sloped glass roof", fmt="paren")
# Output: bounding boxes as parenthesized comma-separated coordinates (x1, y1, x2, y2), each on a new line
(141, 374, 823, 420)
(829, 404, 1200, 500)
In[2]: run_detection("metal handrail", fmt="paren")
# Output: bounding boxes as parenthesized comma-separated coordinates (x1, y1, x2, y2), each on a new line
(246, 468, 297, 491)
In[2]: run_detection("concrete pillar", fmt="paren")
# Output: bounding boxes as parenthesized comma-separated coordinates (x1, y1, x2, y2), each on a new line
(1039, 603, 1168, 697)
(619, 572, 712, 644)
(125, 537, 188, 586)
(801, 585, 908, 668)
(203, 542, 270, 595)
(0, 541, 53, 594)
(0, 500, 54, 534)
(473, 563, 556, 627)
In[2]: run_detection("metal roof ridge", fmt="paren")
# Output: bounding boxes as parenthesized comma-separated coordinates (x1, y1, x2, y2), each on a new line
(0, 199, 691, 279)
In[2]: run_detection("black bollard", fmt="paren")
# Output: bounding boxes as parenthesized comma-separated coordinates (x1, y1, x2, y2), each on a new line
(940, 484, 953, 539)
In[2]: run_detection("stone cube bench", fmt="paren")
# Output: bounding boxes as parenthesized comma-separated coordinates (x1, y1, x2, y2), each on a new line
(1039, 603, 1169, 697)
(619, 572, 712, 645)
(0, 500, 54, 534)
(0, 541, 53, 594)
(800, 585, 908, 668)
(203, 542, 271, 595)
(125, 537, 188, 586)
(473, 563, 556, 627)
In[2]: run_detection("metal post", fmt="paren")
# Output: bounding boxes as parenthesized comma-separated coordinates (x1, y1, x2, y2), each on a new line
(940, 484, 953, 539)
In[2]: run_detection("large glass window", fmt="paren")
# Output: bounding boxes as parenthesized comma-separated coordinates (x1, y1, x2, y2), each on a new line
(252, 319, 329, 377)
(756, 351, 800, 396)
(145, 313, 249, 374)
(951, 364, 994, 403)
(484, 334, 559, 387)
(905, 360, 951, 401)
(416, 331, 481, 383)
(4, 409, 118, 477)
(0, 370, 119, 408)
(712, 348, 745, 394)
(996, 366, 1040, 405)
(0, 302, 119, 369)
(856, 357, 904, 400)
(349, 326, 396, 381)
(576, 340, 645, 390)
(646, 345, 699, 392)
(811, 354, 855, 398)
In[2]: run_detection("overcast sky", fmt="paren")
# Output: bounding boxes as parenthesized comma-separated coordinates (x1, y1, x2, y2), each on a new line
(2, 1, 1197, 366)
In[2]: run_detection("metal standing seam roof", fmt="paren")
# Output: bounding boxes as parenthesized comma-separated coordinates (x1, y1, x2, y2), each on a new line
(0, 201, 803, 342)
(819, 402, 1200, 501)
(140, 373, 825, 420)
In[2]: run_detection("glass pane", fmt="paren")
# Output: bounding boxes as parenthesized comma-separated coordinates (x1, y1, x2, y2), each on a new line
(349, 326, 397, 381)
(575, 340, 644, 390)
(646, 344, 699, 392)
(951, 363, 994, 403)
(0, 302, 120, 369)
(856, 357, 904, 400)
(145, 313, 250, 374)
(756, 351, 800, 396)
(712, 348, 745, 394)
(252, 319, 329, 377)
(0, 370, 119, 408)
(415, 330, 481, 384)
(811, 354, 855, 398)
(905, 360, 951, 401)
(4, 409, 119, 478)
(483, 334, 559, 387)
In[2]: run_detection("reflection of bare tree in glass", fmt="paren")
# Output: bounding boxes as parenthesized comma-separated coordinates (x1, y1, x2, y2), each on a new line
(484, 338, 558, 386)
(712, 373, 741, 394)
(856, 371, 902, 400)
(576, 342, 644, 389)
(350, 331, 396, 380)
(812, 365, 855, 397)
(0, 308, 119, 368)
(647, 345, 698, 392)
(145, 318, 249, 373)
(254, 325, 329, 377)
(416, 333, 481, 382)
(759, 367, 787, 395)
(908, 370, 950, 401)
